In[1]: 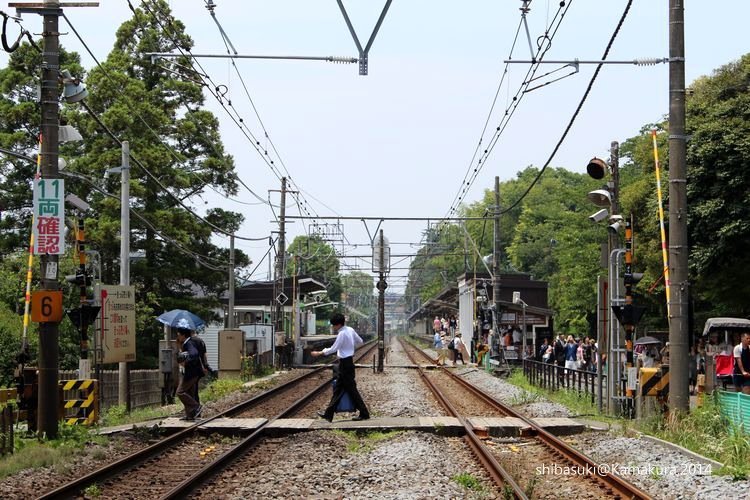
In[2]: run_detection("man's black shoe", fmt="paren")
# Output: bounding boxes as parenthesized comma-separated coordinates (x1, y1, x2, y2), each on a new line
(193, 405, 203, 419)
(352, 414, 370, 421)
(317, 412, 333, 422)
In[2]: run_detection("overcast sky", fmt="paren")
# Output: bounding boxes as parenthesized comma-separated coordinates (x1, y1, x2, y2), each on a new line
(3, 1, 748, 292)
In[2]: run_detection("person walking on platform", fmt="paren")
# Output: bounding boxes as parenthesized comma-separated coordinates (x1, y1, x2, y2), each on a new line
(452, 332, 467, 365)
(435, 332, 447, 366)
(311, 313, 370, 421)
(175, 322, 204, 421)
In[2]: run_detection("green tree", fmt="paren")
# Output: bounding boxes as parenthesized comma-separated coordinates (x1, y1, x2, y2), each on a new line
(684, 54, 750, 318)
(0, 2, 248, 370)
(286, 235, 342, 320)
(341, 270, 376, 319)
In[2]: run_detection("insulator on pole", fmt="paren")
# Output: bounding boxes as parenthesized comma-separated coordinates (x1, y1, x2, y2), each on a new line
(328, 56, 358, 64)
(634, 58, 668, 66)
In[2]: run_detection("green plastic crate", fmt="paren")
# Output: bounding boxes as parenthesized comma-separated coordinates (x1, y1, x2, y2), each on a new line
(718, 390, 750, 434)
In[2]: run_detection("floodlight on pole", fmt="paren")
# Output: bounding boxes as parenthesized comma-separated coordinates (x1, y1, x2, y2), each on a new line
(61, 69, 88, 103)
(587, 189, 612, 207)
(586, 157, 608, 179)
(59, 124, 82, 143)
(589, 208, 609, 223)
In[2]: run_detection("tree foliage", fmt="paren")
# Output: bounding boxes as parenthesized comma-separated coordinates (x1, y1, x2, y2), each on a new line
(286, 235, 342, 320)
(0, 1, 248, 370)
(685, 54, 750, 318)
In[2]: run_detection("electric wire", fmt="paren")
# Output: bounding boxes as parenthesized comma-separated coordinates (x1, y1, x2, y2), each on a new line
(498, 0, 634, 215)
(62, 11, 271, 209)
(79, 99, 268, 241)
(62, 170, 229, 271)
(199, 0, 322, 227)
(445, 0, 572, 221)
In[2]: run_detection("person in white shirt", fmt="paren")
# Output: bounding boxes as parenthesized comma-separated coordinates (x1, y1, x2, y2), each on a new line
(311, 313, 370, 421)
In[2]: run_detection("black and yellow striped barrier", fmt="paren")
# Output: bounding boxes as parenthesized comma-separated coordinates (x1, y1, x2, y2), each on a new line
(639, 365, 670, 398)
(639, 367, 661, 396)
(59, 379, 98, 426)
(658, 364, 670, 398)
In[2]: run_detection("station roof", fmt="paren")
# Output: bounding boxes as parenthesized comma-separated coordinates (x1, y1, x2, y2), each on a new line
(230, 276, 327, 306)
(407, 272, 552, 322)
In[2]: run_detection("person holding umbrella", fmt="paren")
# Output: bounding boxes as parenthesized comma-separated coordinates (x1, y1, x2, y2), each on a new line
(175, 318, 204, 420)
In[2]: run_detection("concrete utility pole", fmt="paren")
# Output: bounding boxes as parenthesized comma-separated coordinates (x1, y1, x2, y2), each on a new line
(376, 230, 387, 372)
(228, 234, 235, 329)
(492, 176, 502, 346)
(37, 0, 62, 440)
(274, 177, 287, 341)
(119, 141, 130, 410)
(668, 0, 689, 413)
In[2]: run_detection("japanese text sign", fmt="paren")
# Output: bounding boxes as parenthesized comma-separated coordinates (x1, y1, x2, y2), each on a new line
(98, 285, 137, 364)
(32, 179, 65, 255)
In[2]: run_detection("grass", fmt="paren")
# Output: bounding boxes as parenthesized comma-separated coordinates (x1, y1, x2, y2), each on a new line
(452, 471, 485, 493)
(99, 403, 173, 427)
(0, 423, 107, 480)
(637, 393, 750, 480)
(99, 377, 248, 427)
(333, 429, 401, 453)
(508, 368, 750, 479)
(0, 373, 263, 479)
(198, 377, 247, 403)
(507, 369, 618, 424)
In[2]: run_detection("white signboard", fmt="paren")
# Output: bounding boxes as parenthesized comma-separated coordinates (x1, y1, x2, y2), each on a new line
(372, 235, 390, 273)
(32, 178, 65, 255)
(99, 285, 136, 363)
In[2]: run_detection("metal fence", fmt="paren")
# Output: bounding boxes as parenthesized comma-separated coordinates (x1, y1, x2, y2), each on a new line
(522, 358, 606, 405)
(60, 369, 161, 411)
(718, 390, 750, 434)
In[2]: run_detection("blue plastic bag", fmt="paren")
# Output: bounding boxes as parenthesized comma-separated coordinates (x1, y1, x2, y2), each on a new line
(333, 378, 355, 412)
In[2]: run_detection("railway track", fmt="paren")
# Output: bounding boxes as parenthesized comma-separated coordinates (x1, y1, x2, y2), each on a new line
(399, 337, 652, 500)
(39, 342, 377, 500)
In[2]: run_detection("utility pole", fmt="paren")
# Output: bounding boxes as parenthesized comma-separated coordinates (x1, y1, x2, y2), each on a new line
(274, 177, 287, 345)
(376, 230, 387, 372)
(492, 176, 501, 351)
(668, 0, 689, 413)
(228, 234, 235, 329)
(37, 0, 62, 440)
(119, 141, 130, 410)
(607, 142, 621, 416)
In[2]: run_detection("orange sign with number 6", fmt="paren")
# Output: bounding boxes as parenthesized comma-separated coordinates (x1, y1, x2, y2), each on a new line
(31, 291, 64, 323)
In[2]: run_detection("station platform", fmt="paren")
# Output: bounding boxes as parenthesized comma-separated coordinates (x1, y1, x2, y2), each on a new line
(156, 415, 586, 437)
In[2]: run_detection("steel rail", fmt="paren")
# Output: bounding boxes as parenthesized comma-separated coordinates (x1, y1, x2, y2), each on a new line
(163, 342, 378, 498)
(40, 342, 376, 499)
(398, 337, 527, 499)
(405, 337, 653, 500)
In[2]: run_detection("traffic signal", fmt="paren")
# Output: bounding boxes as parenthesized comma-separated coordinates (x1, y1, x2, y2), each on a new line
(624, 272, 644, 288)
(65, 270, 88, 288)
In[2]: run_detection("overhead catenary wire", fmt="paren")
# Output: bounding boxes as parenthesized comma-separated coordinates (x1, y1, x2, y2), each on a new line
(444, 0, 573, 221)
(199, 0, 322, 227)
(497, 0, 634, 215)
(61, 169, 230, 271)
(139, 0, 320, 225)
(61, 11, 272, 210)
(79, 99, 268, 242)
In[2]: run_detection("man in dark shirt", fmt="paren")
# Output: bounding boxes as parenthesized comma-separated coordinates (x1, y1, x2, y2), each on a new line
(176, 323, 203, 420)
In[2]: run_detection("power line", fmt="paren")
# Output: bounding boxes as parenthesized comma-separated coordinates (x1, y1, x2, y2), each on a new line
(498, 0, 634, 215)
(62, 170, 229, 271)
(61, 11, 271, 211)
(79, 100, 267, 241)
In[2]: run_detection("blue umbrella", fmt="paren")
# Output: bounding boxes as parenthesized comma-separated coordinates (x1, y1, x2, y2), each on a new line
(156, 309, 205, 330)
